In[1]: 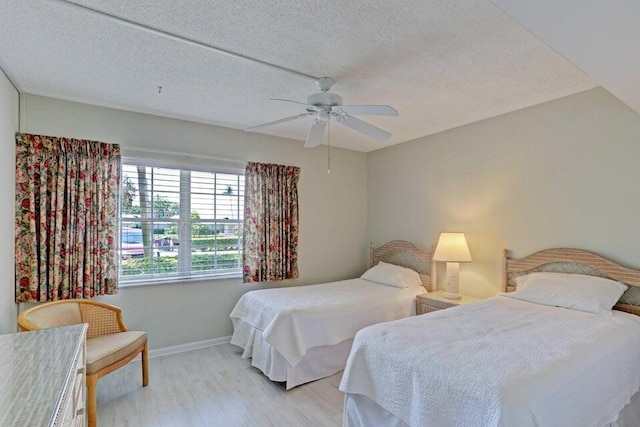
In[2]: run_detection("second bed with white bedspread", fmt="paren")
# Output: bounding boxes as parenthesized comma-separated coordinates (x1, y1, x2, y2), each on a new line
(340, 295, 640, 427)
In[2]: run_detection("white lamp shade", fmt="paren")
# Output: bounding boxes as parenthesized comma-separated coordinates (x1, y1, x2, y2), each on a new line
(432, 232, 472, 262)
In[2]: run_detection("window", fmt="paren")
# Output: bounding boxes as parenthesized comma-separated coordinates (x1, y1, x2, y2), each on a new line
(119, 163, 244, 283)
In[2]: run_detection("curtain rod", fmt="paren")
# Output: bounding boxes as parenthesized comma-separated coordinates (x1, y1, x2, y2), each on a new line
(49, 0, 320, 82)
(122, 147, 246, 166)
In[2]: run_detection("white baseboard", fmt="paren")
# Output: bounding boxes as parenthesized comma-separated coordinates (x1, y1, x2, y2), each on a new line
(132, 335, 231, 361)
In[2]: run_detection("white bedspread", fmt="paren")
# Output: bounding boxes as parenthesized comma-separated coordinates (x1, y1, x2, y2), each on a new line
(230, 278, 422, 367)
(339, 296, 640, 427)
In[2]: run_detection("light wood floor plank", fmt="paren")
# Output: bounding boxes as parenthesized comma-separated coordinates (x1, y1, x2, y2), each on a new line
(97, 344, 344, 427)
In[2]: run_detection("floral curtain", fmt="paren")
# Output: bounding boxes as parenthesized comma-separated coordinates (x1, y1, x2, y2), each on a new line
(15, 133, 121, 302)
(243, 162, 300, 283)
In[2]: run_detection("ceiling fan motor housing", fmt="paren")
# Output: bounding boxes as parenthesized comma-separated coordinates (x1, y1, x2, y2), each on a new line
(307, 92, 343, 108)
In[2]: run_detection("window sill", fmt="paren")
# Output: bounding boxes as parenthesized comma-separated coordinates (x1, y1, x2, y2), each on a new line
(119, 272, 242, 288)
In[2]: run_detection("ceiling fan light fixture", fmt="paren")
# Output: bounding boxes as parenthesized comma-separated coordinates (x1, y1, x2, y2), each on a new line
(317, 110, 330, 122)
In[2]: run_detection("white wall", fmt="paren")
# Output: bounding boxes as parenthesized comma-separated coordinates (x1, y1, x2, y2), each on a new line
(0, 70, 18, 334)
(368, 87, 640, 298)
(21, 94, 368, 349)
(20, 86, 640, 345)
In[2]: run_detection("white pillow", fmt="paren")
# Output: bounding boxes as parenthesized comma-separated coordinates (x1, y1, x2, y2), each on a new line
(361, 261, 423, 289)
(503, 272, 627, 315)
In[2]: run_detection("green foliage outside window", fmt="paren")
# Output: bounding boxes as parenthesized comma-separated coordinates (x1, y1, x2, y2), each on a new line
(121, 253, 241, 276)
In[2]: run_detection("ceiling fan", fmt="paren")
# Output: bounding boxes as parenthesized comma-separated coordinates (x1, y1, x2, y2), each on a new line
(245, 77, 398, 148)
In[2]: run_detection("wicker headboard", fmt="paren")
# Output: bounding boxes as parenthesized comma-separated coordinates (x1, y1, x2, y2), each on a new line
(370, 240, 434, 291)
(502, 248, 640, 316)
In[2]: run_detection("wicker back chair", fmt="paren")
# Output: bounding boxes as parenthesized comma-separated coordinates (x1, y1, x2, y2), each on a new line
(18, 300, 148, 427)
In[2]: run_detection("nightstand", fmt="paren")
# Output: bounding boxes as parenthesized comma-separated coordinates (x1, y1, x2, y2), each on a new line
(416, 290, 481, 315)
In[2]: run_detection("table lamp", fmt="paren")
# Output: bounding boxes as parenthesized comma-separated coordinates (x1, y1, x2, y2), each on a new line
(432, 232, 472, 300)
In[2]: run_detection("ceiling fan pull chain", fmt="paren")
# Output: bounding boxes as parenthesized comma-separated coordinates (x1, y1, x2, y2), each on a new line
(327, 119, 331, 174)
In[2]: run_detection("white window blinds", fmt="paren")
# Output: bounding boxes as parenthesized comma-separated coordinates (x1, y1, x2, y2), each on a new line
(120, 163, 244, 283)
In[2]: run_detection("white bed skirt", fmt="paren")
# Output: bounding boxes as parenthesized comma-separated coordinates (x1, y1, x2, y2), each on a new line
(344, 392, 640, 427)
(231, 318, 353, 389)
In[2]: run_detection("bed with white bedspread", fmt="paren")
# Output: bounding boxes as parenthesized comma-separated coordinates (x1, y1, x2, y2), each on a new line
(230, 240, 432, 389)
(339, 248, 640, 427)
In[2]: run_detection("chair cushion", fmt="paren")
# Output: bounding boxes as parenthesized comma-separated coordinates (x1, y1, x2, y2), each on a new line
(86, 331, 147, 375)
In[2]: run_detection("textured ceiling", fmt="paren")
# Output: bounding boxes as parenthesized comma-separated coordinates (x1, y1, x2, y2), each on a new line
(490, 0, 640, 120)
(0, 0, 595, 152)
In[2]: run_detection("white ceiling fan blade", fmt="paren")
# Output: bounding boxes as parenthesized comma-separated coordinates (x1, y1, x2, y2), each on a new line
(305, 120, 327, 148)
(245, 113, 312, 132)
(338, 105, 398, 116)
(271, 98, 310, 106)
(339, 115, 391, 141)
